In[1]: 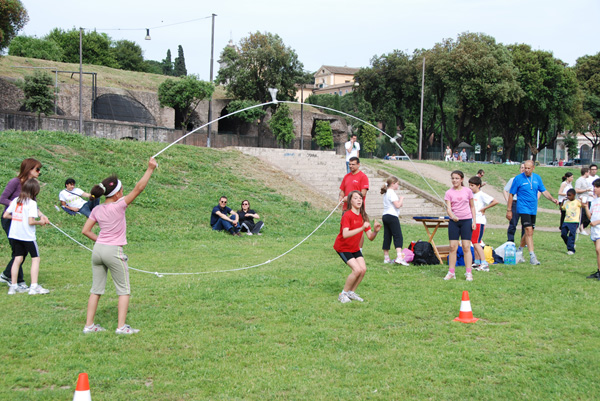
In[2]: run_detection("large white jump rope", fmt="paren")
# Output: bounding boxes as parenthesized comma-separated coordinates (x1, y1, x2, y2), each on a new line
(48, 89, 442, 276)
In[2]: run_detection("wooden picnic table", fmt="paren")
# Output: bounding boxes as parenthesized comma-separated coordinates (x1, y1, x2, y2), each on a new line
(412, 217, 450, 264)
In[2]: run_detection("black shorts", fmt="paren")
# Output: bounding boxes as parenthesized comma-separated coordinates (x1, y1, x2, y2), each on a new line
(520, 214, 536, 229)
(448, 219, 473, 241)
(12, 239, 39, 258)
(337, 251, 363, 264)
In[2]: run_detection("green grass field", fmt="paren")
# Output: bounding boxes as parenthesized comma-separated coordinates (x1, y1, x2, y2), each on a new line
(1, 131, 599, 400)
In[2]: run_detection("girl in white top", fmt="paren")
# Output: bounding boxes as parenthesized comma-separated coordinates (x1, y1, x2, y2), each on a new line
(2, 179, 49, 295)
(380, 176, 408, 265)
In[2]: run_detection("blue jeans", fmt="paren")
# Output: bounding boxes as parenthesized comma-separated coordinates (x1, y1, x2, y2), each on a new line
(212, 218, 240, 234)
(346, 161, 350, 174)
(561, 222, 578, 252)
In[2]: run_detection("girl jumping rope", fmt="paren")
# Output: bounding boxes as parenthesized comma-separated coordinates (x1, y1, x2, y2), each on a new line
(333, 191, 381, 303)
(81, 157, 158, 334)
(3, 179, 49, 295)
(380, 176, 408, 266)
(444, 170, 476, 281)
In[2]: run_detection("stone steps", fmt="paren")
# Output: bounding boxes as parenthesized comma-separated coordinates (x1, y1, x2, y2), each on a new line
(230, 147, 446, 218)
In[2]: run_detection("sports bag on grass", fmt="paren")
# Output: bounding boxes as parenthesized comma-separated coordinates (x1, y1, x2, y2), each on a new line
(412, 241, 439, 265)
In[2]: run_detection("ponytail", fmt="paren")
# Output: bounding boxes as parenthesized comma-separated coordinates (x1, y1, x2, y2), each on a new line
(90, 175, 119, 199)
(380, 176, 399, 194)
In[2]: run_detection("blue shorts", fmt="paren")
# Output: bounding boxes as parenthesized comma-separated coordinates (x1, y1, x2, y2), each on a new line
(337, 251, 363, 264)
(448, 219, 473, 241)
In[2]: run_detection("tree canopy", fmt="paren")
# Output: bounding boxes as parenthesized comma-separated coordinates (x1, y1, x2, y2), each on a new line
(216, 32, 305, 104)
(0, 0, 28, 52)
(158, 75, 214, 131)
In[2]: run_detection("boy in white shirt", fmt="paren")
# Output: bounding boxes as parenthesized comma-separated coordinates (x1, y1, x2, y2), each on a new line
(59, 178, 98, 217)
(468, 176, 499, 271)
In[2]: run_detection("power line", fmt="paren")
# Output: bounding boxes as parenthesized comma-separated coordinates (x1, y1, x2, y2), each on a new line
(94, 15, 212, 32)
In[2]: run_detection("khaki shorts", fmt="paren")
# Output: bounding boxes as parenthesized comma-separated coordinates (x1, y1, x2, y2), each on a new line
(91, 243, 131, 296)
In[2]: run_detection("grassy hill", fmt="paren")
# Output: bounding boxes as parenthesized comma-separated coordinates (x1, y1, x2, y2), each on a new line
(0, 130, 599, 400)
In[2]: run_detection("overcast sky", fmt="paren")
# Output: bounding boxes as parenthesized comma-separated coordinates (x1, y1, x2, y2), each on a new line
(17, 0, 600, 80)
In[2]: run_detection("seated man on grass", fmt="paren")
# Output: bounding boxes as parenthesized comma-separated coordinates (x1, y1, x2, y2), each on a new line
(59, 178, 99, 217)
(211, 196, 241, 236)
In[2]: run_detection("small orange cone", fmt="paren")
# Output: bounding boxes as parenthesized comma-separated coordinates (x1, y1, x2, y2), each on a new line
(73, 373, 92, 401)
(454, 291, 479, 323)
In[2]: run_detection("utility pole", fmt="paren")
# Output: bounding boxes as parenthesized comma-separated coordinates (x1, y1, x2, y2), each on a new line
(418, 57, 425, 160)
(207, 13, 216, 147)
(79, 27, 83, 134)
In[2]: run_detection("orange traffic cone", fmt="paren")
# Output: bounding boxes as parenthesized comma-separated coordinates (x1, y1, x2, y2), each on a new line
(73, 372, 92, 401)
(454, 291, 479, 323)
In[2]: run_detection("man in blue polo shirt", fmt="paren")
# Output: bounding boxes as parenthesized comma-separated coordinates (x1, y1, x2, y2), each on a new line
(211, 196, 241, 236)
(506, 160, 558, 265)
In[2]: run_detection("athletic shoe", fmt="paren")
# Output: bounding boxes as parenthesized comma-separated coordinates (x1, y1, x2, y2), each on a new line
(115, 324, 140, 335)
(28, 285, 50, 295)
(465, 272, 474, 281)
(83, 324, 107, 333)
(7, 284, 17, 295)
(383, 258, 394, 264)
(0, 274, 9, 285)
(586, 270, 600, 280)
(394, 258, 409, 266)
(246, 232, 253, 235)
(472, 262, 480, 268)
(443, 272, 456, 280)
(567, 251, 575, 255)
(338, 292, 351, 303)
(475, 264, 489, 272)
(530, 255, 541, 265)
(346, 291, 364, 302)
(580, 230, 589, 236)
(16, 284, 29, 293)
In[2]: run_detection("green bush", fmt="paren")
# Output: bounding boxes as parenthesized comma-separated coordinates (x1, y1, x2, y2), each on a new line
(314, 120, 334, 149)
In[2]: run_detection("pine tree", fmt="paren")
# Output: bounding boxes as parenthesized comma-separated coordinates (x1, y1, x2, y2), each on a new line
(162, 49, 173, 76)
(173, 45, 187, 77)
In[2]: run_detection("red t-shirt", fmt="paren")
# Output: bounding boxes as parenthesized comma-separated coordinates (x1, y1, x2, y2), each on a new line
(333, 210, 369, 253)
(339, 171, 369, 210)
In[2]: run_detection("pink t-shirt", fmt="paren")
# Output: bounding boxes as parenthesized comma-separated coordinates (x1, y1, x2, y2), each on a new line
(444, 186, 473, 220)
(89, 198, 129, 246)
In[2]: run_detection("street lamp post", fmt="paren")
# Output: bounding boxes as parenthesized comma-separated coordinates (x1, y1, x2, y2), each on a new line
(79, 27, 83, 134)
(207, 13, 216, 147)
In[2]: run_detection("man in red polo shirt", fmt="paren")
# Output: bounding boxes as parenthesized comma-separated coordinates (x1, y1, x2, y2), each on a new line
(339, 157, 369, 210)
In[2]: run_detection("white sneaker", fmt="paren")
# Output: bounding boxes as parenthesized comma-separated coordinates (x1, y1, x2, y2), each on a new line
(8, 284, 17, 295)
(28, 285, 50, 295)
(394, 258, 409, 266)
(115, 324, 140, 335)
(383, 258, 394, 264)
(580, 230, 589, 236)
(443, 272, 456, 280)
(475, 263, 489, 272)
(346, 291, 364, 302)
(465, 272, 474, 281)
(83, 324, 107, 333)
(567, 251, 575, 255)
(338, 292, 351, 303)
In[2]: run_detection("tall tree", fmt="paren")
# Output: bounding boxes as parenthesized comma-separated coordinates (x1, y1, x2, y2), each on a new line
(111, 39, 146, 72)
(8, 35, 63, 61)
(0, 0, 28, 52)
(46, 28, 118, 68)
(158, 75, 214, 130)
(173, 45, 187, 77)
(162, 49, 173, 76)
(574, 52, 600, 159)
(216, 32, 305, 105)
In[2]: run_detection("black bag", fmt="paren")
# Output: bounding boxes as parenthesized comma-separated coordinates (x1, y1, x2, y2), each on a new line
(412, 241, 440, 265)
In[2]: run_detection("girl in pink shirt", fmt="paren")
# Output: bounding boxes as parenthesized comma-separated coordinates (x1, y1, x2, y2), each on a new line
(443, 170, 476, 281)
(81, 157, 157, 335)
